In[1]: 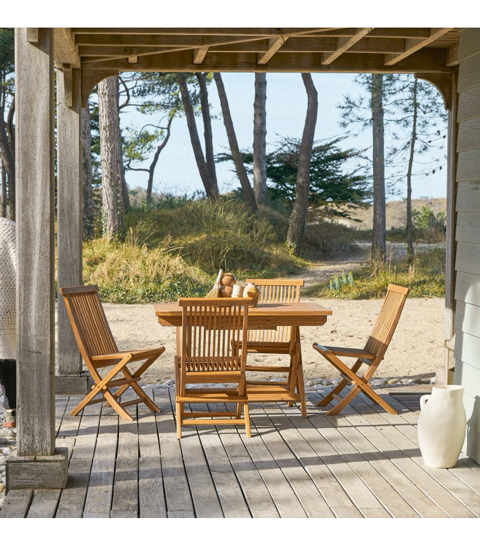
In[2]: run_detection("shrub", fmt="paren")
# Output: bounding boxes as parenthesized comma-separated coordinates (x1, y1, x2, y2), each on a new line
(305, 248, 445, 299)
(82, 235, 211, 303)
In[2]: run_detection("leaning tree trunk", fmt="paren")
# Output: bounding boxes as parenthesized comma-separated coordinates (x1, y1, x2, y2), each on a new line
(177, 73, 219, 202)
(214, 72, 257, 213)
(405, 79, 418, 264)
(371, 73, 387, 263)
(146, 114, 174, 204)
(287, 73, 318, 255)
(197, 73, 218, 189)
(253, 73, 267, 205)
(98, 76, 123, 239)
(81, 105, 94, 239)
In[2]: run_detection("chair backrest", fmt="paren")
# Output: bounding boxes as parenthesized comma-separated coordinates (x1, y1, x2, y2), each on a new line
(364, 284, 409, 360)
(59, 285, 118, 364)
(178, 297, 250, 374)
(245, 278, 304, 344)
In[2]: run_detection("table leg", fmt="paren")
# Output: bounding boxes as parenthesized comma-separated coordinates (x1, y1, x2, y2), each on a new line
(289, 326, 307, 417)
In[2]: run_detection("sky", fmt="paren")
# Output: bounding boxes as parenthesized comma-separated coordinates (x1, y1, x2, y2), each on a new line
(121, 71, 449, 201)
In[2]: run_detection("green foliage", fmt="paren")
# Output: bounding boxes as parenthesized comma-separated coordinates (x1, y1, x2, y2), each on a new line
(305, 248, 445, 299)
(0, 29, 14, 72)
(218, 136, 371, 215)
(412, 205, 446, 242)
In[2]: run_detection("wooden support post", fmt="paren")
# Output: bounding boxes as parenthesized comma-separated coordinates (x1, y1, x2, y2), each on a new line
(56, 66, 88, 395)
(11, 28, 67, 489)
(443, 73, 459, 386)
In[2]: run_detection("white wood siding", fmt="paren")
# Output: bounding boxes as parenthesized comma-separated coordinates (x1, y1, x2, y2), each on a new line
(454, 28, 480, 463)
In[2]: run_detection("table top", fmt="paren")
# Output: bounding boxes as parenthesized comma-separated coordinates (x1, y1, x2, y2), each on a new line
(153, 301, 332, 328)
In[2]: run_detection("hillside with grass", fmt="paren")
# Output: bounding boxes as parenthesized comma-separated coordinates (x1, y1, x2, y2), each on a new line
(82, 195, 446, 303)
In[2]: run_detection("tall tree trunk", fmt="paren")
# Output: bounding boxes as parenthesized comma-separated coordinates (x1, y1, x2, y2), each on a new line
(146, 114, 173, 204)
(117, 76, 130, 211)
(177, 73, 219, 201)
(98, 76, 123, 239)
(213, 72, 257, 213)
(287, 73, 318, 255)
(196, 73, 218, 189)
(371, 73, 386, 263)
(1, 159, 6, 217)
(406, 79, 418, 264)
(0, 94, 15, 221)
(81, 105, 94, 239)
(253, 73, 267, 205)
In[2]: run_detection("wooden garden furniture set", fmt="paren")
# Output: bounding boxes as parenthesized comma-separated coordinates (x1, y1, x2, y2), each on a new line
(60, 282, 409, 438)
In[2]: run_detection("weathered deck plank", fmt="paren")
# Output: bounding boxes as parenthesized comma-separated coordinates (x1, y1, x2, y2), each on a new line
(137, 387, 167, 518)
(154, 388, 195, 517)
(2, 385, 480, 519)
(82, 411, 118, 518)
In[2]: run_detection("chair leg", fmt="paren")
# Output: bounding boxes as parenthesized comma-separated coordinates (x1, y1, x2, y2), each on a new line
(244, 403, 251, 438)
(316, 377, 350, 407)
(358, 384, 398, 414)
(176, 401, 183, 438)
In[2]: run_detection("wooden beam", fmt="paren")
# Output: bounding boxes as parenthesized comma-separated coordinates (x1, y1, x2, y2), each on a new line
(81, 47, 455, 75)
(385, 28, 454, 66)
(322, 28, 373, 65)
(54, 28, 81, 68)
(56, 67, 84, 382)
(14, 27, 56, 457)
(193, 46, 209, 64)
(257, 36, 288, 64)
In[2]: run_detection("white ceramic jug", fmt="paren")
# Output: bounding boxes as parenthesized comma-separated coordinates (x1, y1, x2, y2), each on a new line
(417, 385, 466, 469)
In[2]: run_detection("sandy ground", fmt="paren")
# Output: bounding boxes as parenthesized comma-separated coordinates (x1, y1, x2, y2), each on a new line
(102, 295, 446, 386)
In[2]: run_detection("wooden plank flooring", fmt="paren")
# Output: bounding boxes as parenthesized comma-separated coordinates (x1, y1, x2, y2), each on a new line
(2, 385, 480, 518)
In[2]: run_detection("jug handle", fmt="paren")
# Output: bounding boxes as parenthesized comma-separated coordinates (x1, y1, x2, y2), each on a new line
(420, 394, 430, 410)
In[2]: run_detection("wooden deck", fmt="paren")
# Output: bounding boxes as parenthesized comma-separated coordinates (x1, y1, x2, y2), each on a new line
(2, 385, 480, 518)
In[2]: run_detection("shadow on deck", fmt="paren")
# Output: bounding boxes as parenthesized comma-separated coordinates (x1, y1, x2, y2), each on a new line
(1, 385, 480, 518)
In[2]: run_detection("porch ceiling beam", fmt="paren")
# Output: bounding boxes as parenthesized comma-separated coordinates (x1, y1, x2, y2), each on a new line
(71, 27, 328, 36)
(322, 28, 373, 65)
(77, 37, 410, 57)
(385, 28, 455, 66)
(257, 36, 289, 64)
(81, 47, 454, 74)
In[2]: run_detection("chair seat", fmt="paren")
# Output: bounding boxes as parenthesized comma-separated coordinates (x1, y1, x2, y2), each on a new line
(245, 341, 291, 354)
(312, 344, 375, 360)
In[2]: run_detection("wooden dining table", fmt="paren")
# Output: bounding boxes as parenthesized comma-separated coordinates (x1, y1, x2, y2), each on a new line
(153, 300, 332, 417)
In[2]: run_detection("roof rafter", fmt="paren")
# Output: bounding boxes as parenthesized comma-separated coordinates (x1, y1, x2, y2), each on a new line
(257, 36, 289, 64)
(193, 46, 209, 64)
(385, 28, 455, 66)
(321, 28, 373, 65)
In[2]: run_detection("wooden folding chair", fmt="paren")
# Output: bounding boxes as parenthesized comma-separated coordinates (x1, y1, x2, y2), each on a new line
(175, 297, 251, 438)
(60, 285, 165, 421)
(242, 279, 305, 410)
(313, 284, 409, 415)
